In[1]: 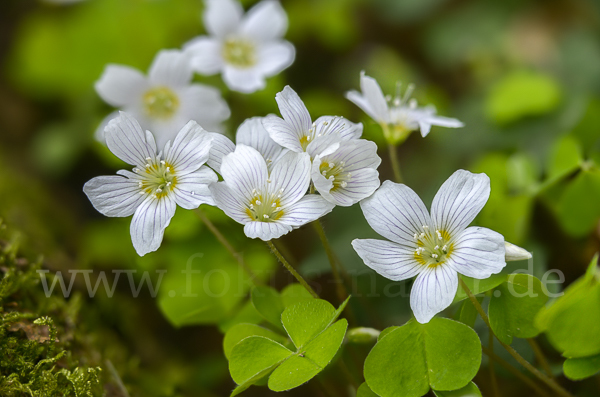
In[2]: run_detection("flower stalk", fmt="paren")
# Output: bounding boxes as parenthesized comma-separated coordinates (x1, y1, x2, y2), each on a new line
(267, 240, 319, 298)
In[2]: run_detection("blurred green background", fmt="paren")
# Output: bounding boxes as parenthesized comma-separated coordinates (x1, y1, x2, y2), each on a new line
(1, 0, 600, 395)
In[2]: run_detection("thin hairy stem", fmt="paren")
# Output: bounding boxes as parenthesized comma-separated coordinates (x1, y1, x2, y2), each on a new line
(267, 240, 318, 298)
(459, 279, 573, 397)
(194, 208, 258, 283)
(482, 346, 550, 397)
(387, 144, 403, 183)
(528, 338, 554, 379)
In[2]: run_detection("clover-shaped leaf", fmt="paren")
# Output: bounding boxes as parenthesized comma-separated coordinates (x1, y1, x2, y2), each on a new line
(228, 297, 350, 395)
(364, 318, 481, 397)
(433, 382, 482, 397)
(563, 354, 600, 381)
(536, 255, 600, 358)
(488, 274, 548, 344)
(452, 274, 507, 303)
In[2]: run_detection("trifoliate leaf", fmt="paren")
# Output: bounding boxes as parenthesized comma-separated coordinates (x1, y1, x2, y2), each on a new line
(251, 286, 286, 331)
(364, 318, 481, 397)
(536, 255, 600, 358)
(547, 135, 583, 181)
(280, 283, 315, 307)
(556, 169, 600, 237)
(488, 274, 548, 344)
(563, 354, 600, 381)
(223, 323, 289, 360)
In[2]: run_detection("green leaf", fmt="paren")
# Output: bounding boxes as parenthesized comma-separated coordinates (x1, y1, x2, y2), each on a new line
(556, 169, 600, 237)
(457, 297, 483, 328)
(547, 135, 583, 181)
(251, 286, 286, 331)
(536, 255, 600, 358)
(227, 299, 350, 394)
(364, 318, 481, 397)
(378, 326, 400, 341)
(268, 319, 348, 391)
(488, 274, 548, 344)
(358, 382, 380, 397)
(486, 70, 561, 124)
(282, 297, 348, 349)
(280, 283, 315, 307)
(453, 274, 507, 303)
(229, 336, 293, 386)
(433, 382, 482, 397)
(223, 323, 289, 360)
(563, 354, 600, 381)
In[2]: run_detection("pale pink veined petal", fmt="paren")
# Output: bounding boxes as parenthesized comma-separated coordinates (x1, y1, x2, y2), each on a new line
(430, 170, 490, 238)
(83, 175, 144, 217)
(359, 180, 431, 248)
(352, 239, 422, 281)
(105, 112, 157, 166)
(130, 195, 176, 256)
(275, 85, 312, 138)
(178, 84, 230, 132)
(173, 166, 218, 209)
(410, 264, 458, 324)
(446, 226, 506, 279)
(263, 114, 304, 153)
(236, 117, 284, 163)
(255, 41, 295, 76)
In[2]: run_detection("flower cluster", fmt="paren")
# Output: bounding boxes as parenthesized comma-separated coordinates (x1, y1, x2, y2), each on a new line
(85, 0, 532, 326)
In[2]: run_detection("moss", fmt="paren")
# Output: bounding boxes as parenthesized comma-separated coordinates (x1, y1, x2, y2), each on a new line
(0, 219, 103, 397)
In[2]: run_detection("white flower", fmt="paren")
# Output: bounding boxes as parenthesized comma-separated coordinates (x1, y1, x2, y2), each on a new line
(184, 0, 295, 93)
(352, 170, 506, 324)
(346, 71, 464, 144)
(236, 117, 287, 170)
(504, 242, 532, 261)
(312, 139, 382, 207)
(262, 86, 363, 157)
(84, 113, 217, 256)
(95, 49, 230, 148)
(209, 145, 334, 241)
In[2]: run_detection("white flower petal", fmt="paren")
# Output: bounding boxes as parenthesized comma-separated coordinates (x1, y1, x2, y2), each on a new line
(504, 241, 532, 261)
(236, 117, 284, 163)
(220, 144, 269, 201)
(262, 114, 304, 153)
(184, 37, 224, 75)
(203, 0, 243, 37)
(334, 139, 381, 171)
(209, 182, 252, 224)
(94, 111, 119, 144)
(164, 121, 212, 174)
(255, 41, 295, 77)
(328, 168, 381, 207)
(148, 50, 193, 87)
(240, 0, 288, 41)
(278, 194, 335, 227)
(269, 151, 311, 207)
(222, 65, 266, 93)
(130, 195, 176, 256)
(83, 175, 144, 217)
(206, 132, 235, 174)
(95, 65, 148, 108)
(352, 239, 422, 281)
(410, 264, 458, 324)
(244, 221, 292, 241)
(313, 116, 363, 141)
(346, 90, 378, 122)
(178, 84, 231, 132)
(446, 226, 506, 279)
(359, 180, 431, 248)
(430, 170, 491, 238)
(173, 166, 218, 209)
(105, 112, 157, 166)
(346, 72, 389, 123)
(275, 86, 312, 138)
(305, 134, 341, 159)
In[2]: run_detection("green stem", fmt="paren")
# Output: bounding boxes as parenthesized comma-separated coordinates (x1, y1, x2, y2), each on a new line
(105, 360, 130, 397)
(528, 338, 554, 379)
(459, 279, 573, 397)
(267, 240, 318, 298)
(311, 220, 348, 303)
(194, 208, 258, 283)
(489, 331, 501, 397)
(481, 346, 550, 397)
(387, 144, 403, 183)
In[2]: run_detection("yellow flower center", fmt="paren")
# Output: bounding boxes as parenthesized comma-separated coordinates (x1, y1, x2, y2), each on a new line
(222, 38, 257, 68)
(413, 226, 453, 267)
(245, 188, 285, 222)
(319, 160, 350, 191)
(135, 159, 177, 199)
(143, 86, 180, 120)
